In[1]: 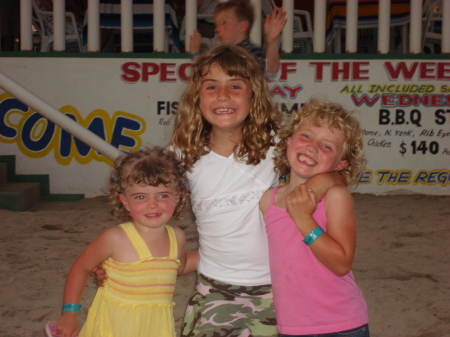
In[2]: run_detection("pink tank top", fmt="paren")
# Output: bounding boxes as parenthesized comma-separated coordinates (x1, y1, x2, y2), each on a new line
(265, 186, 369, 335)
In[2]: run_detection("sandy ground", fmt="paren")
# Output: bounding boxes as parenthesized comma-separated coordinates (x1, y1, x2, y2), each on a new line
(0, 193, 449, 337)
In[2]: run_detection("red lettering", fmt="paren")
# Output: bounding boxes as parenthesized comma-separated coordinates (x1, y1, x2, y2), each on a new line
(269, 85, 287, 98)
(309, 62, 331, 81)
(419, 62, 436, 79)
(178, 63, 193, 81)
(381, 94, 397, 107)
(351, 94, 380, 107)
(280, 62, 296, 81)
(160, 63, 176, 82)
(331, 62, 350, 80)
(121, 62, 140, 83)
(352, 62, 370, 80)
(142, 62, 159, 81)
(384, 62, 419, 80)
(437, 63, 450, 79)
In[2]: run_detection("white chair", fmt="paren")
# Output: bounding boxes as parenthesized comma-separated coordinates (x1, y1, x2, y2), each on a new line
(293, 10, 313, 53)
(32, 0, 82, 52)
(423, 10, 443, 53)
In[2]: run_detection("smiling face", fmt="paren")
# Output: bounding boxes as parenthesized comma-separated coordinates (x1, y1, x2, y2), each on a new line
(287, 120, 349, 184)
(119, 183, 179, 230)
(199, 63, 252, 135)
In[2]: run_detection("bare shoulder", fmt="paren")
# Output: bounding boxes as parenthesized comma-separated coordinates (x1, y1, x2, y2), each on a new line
(325, 185, 354, 209)
(172, 226, 186, 245)
(94, 225, 125, 244)
(260, 187, 275, 215)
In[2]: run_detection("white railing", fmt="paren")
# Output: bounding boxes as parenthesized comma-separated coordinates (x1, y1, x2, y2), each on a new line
(19, 0, 450, 53)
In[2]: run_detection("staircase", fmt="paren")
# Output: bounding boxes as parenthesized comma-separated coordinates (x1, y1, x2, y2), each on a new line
(0, 155, 84, 211)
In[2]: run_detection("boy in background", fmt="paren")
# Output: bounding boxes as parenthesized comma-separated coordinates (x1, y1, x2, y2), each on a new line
(189, 0, 286, 80)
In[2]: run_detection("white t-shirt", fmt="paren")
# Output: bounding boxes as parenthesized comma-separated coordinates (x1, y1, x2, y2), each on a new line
(187, 148, 278, 286)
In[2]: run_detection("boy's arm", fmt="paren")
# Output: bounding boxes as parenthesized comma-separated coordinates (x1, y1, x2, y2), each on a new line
(56, 229, 116, 336)
(305, 171, 347, 201)
(264, 6, 286, 74)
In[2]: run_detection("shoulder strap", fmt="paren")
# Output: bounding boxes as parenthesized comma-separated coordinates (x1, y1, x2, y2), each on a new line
(269, 185, 282, 207)
(119, 222, 152, 259)
(166, 225, 178, 259)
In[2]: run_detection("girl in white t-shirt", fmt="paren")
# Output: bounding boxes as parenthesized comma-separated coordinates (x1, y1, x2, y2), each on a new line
(170, 45, 343, 337)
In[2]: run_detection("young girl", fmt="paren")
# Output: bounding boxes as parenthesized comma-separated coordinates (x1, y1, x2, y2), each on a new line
(260, 98, 370, 336)
(170, 46, 345, 337)
(54, 147, 197, 337)
(94, 45, 344, 336)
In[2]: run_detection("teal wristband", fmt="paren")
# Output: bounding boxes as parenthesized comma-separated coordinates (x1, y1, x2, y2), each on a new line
(62, 303, 82, 313)
(191, 51, 200, 58)
(302, 226, 324, 246)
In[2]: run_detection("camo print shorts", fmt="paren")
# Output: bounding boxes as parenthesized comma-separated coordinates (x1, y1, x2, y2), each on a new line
(181, 273, 278, 337)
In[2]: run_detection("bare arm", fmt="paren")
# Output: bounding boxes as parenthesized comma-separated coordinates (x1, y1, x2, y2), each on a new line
(56, 229, 116, 336)
(305, 171, 347, 201)
(174, 227, 198, 275)
(188, 30, 202, 56)
(264, 6, 287, 74)
(286, 185, 356, 276)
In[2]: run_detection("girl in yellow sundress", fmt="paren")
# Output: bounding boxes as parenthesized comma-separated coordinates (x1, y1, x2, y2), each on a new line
(54, 146, 198, 337)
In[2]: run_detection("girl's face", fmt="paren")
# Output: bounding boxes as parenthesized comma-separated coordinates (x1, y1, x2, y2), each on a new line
(119, 183, 179, 230)
(199, 63, 252, 134)
(287, 120, 349, 183)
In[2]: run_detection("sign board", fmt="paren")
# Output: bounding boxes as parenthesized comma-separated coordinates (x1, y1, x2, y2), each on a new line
(0, 55, 448, 196)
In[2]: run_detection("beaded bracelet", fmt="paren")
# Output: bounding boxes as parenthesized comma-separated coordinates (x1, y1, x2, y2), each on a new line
(302, 226, 324, 246)
(62, 303, 82, 313)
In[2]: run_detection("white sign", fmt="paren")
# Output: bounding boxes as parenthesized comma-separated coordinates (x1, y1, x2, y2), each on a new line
(0, 56, 448, 196)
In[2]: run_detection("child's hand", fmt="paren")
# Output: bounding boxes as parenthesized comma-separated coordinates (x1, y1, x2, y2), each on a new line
(189, 29, 202, 54)
(264, 6, 287, 43)
(286, 184, 317, 223)
(91, 264, 107, 286)
(56, 312, 78, 337)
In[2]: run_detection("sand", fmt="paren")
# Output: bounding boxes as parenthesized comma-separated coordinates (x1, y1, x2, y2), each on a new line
(0, 193, 449, 337)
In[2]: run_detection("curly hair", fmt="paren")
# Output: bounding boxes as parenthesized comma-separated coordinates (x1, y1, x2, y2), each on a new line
(170, 44, 280, 172)
(274, 98, 366, 185)
(108, 146, 190, 222)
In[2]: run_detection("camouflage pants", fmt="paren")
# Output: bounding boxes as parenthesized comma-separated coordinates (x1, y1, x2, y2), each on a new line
(181, 273, 278, 337)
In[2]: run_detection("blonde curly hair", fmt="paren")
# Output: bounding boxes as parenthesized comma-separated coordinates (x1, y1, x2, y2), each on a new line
(108, 146, 190, 222)
(274, 98, 366, 185)
(170, 44, 280, 172)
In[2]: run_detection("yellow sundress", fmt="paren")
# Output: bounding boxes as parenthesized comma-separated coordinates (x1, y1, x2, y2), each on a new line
(79, 222, 180, 337)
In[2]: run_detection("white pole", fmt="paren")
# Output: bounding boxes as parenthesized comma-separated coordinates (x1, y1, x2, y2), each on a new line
(121, 0, 133, 52)
(53, 0, 66, 51)
(442, 0, 450, 53)
(281, 0, 294, 52)
(250, 0, 262, 46)
(0, 71, 121, 161)
(409, 0, 422, 53)
(87, 0, 100, 52)
(346, 0, 358, 53)
(185, 0, 197, 52)
(314, 0, 326, 52)
(153, 0, 165, 51)
(20, 0, 33, 51)
(378, 0, 390, 53)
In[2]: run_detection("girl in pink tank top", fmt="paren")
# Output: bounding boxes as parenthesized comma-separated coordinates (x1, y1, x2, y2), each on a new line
(260, 98, 370, 336)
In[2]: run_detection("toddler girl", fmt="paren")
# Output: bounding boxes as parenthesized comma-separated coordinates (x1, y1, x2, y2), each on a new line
(54, 146, 196, 337)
